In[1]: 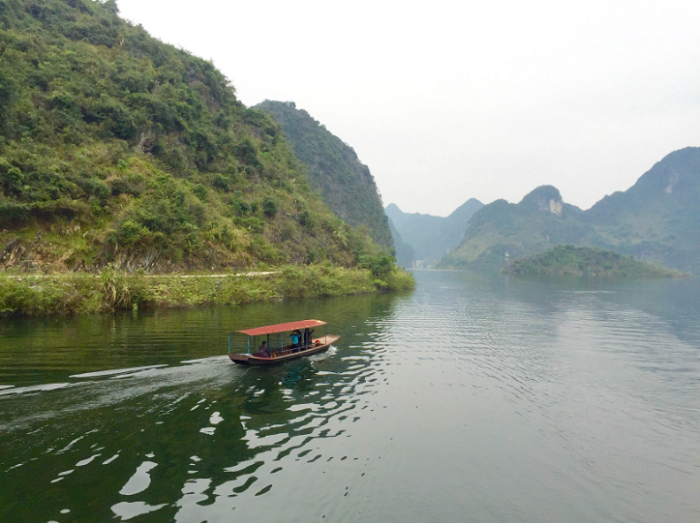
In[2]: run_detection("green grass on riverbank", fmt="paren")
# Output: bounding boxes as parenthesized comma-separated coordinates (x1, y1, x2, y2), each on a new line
(0, 265, 415, 316)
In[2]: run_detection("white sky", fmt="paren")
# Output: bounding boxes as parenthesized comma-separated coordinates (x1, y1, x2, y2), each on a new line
(117, 0, 700, 216)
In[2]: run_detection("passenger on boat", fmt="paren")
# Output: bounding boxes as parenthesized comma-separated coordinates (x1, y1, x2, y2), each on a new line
(290, 330, 302, 351)
(256, 341, 271, 358)
(304, 328, 315, 347)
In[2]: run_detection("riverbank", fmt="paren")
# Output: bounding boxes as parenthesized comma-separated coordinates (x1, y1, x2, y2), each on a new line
(0, 265, 415, 316)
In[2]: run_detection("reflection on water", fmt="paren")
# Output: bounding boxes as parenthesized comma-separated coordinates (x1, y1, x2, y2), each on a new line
(0, 273, 699, 523)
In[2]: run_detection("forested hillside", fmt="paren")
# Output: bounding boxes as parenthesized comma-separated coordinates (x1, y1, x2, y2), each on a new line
(385, 198, 483, 265)
(439, 148, 700, 274)
(584, 147, 700, 273)
(254, 100, 393, 248)
(0, 0, 385, 273)
(502, 245, 682, 278)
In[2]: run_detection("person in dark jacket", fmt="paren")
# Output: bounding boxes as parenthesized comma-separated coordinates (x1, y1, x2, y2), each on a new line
(256, 341, 270, 358)
(303, 328, 315, 347)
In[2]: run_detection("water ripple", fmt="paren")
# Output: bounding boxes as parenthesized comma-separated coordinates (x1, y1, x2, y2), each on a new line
(1, 275, 699, 522)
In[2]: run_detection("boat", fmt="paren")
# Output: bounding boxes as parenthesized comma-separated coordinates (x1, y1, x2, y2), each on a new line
(228, 319, 339, 366)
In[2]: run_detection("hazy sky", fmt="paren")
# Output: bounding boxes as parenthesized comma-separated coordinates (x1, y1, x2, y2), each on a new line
(117, 0, 700, 216)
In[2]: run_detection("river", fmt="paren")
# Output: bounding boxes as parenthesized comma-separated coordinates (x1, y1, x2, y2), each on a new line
(1, 271, 699, 522)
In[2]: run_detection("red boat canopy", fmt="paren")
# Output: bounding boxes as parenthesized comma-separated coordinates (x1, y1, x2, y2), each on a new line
(237, 319, 326, 337)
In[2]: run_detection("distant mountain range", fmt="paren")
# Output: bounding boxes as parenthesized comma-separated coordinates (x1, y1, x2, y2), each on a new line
(439, 147, 700, 274)
(385, 199, 483, 265)
(255, 101, 393, 249)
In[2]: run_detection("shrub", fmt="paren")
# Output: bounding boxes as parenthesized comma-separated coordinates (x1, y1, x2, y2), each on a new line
(232, 197, 250, 216)
(192, 183, 208, 201)
(234, 138, 260, 166)
(212, 173, 231, 192)
(85, 178, 111, 199)
(110, 219, 145, 245)
(0, 202, 30, 226)
(358, 254, 395, 279)
(101, 267, 132, 308)
(262, 197, 277, 217)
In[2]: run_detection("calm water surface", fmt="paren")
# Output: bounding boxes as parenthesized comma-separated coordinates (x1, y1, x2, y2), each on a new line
(1, 271, 699, 522)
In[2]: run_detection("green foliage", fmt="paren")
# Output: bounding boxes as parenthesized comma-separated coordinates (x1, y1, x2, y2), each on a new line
(0, 0, 394, 273)
(0, 265, 415, 316)
(358, 254, 395, 279)
(100, 266, 132, 308)
(262, 197, 277, 218)
(192, 183, 208, 201)
(0, 202, 30, 226)
(502, 245, 685, 278)
(255, 101, 394, 249)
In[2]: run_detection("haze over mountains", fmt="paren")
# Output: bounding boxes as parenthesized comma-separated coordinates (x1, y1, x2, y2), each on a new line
(439, 147, 700, 275)
(385, 199, 483, 266)
(387, 219, 415, 268)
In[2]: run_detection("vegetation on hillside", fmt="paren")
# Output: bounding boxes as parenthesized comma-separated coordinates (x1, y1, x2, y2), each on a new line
(502, 245, 684, 278)
(0, 0, 397, 275)
(584, 147, 700, 274)
(255, 100, 393, 248)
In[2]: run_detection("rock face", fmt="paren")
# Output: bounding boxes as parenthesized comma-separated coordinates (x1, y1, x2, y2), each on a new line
(254, 101, 393, 249)
(385, 198, 483, 266)
(439, 147, 700, 275)
(0, 238, 24, 267)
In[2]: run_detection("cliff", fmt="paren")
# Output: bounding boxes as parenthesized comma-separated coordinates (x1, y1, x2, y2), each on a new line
(254, 100, 393, 249)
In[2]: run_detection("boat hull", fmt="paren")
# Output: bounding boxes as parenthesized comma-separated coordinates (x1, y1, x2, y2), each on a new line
(229, 335, 339, 366)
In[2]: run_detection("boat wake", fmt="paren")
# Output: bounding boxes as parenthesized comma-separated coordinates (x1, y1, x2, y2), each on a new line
(308, 345, 337, 362)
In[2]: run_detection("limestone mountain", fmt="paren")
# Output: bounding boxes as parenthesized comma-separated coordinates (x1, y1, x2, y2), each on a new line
(385, 198, 483, 265)
(439, 147, 700, 274)
(438, 186, 588, 270)
(254, 100, 393, 249)
(0, 0, 384, 272)
(584, 147, 700, 273)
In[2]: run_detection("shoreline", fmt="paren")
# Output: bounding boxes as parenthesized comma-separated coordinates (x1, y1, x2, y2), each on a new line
(0, 265, 415, 317)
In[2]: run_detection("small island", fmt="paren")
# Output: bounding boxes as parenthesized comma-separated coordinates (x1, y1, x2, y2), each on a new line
(502, 245, 686, 278)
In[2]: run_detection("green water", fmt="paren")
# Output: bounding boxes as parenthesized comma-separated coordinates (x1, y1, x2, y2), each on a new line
(1, 272, 699, 522)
